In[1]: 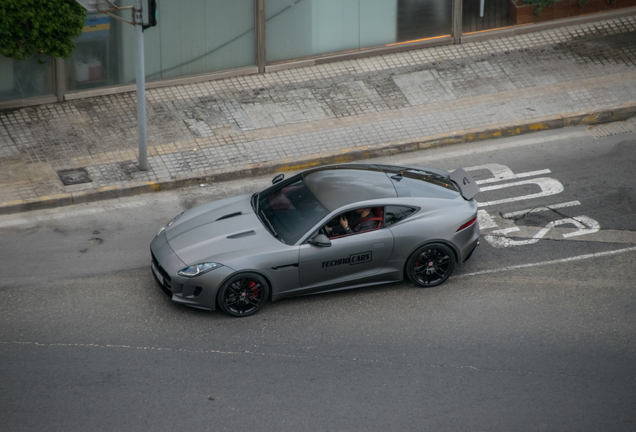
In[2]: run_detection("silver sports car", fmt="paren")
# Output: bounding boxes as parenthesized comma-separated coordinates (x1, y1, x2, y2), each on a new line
(150, 163, 480, 317)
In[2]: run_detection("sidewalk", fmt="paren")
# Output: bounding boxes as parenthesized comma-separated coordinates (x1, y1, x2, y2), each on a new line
(1, 15, 635, 215)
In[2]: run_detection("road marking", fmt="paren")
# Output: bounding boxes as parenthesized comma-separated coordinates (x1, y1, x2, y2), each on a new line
(477, 177, 564, 207)
(485, 215, 600, 247)
(502, 201, 581, 218)
(465, 163, 552, 185)
(454, 246, 636, 278)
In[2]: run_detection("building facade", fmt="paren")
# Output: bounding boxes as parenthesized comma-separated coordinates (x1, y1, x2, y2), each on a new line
(1, 0, 634, 108)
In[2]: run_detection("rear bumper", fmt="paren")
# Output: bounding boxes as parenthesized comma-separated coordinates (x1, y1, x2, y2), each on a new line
(463, 239, 479, 263)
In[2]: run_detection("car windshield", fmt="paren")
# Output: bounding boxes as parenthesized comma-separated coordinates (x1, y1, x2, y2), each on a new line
(257, 178, 329, 244)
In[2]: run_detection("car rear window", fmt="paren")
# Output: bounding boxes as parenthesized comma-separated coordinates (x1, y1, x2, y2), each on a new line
(384, 206, 417, 226)
(391, 170, 460, 199)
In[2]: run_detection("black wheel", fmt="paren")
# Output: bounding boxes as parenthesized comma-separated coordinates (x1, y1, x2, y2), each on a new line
(217, 273, 269, 317)
(406, 243, 455, 288)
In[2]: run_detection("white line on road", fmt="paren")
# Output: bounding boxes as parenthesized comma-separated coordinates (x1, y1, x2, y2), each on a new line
(502, 201, 581, 218)
(454, 246, 636, 279)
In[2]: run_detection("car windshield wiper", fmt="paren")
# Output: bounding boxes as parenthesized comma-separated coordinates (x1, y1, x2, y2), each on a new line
(259, 210, 280, 241)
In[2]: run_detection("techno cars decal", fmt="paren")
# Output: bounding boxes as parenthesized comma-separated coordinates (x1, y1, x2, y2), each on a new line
(322, 251, 372, 268)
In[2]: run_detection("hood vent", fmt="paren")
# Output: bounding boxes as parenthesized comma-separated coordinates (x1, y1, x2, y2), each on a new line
(227, 230, 256, 239)
(216, 211, 242, 222)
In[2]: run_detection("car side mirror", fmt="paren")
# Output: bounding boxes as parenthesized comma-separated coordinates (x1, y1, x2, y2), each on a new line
(308, 233, 331, 247)
(272, 173, 284, 184)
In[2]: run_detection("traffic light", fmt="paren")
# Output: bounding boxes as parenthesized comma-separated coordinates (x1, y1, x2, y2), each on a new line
(143, 0, 157, 31)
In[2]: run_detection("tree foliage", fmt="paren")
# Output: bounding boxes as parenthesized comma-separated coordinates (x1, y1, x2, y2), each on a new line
(0, 0, 87, 60)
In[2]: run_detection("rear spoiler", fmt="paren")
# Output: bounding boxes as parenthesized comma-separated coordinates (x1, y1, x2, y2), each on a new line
(449, 168, 480, 200)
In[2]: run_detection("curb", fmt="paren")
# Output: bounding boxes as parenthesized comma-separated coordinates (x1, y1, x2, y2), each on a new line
(1, 101, 635, 216)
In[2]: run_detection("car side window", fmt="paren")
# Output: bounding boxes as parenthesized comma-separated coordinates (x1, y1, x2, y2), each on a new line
(324, 206, 384, 239)
(384, 206, 417, 226)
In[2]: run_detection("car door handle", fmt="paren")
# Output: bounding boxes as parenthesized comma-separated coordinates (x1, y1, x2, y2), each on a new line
(373, 243, 385, 248)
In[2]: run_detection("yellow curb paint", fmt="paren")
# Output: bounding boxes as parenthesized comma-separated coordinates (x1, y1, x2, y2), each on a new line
(98, 185, 120, 192)
(333, 155, 357, 163)
(39, 194, 71, 201)
(529, 123, 549, 131)
(1, 199, 26, 207)
(277, 161, 321, 172)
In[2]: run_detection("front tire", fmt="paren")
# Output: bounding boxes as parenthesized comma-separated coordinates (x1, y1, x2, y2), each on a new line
(406, 243, 455, 288)
(217, 273, 269, 317)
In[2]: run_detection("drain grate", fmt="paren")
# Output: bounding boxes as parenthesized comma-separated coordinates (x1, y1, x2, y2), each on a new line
(57, 168, 92, 185)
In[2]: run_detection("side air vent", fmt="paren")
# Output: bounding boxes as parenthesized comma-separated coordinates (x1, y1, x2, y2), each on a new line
(216, 212, 242, 221)
(227, 230, 256, 239)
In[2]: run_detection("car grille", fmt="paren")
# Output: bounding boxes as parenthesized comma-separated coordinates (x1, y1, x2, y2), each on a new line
(151, 252, 173, 297)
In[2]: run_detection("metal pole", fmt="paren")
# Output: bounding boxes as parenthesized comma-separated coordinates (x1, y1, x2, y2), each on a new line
(54, 57, 65, 102)
(255, 0, 266, 74)
(452, 0, 463, 45)
(134, 0, 148, 171)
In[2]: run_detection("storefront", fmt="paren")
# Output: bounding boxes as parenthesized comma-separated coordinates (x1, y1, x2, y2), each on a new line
(1, 0, 634, 107)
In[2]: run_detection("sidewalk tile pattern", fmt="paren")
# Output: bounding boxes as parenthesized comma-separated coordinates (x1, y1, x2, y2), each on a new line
(1, 16, 635, 204)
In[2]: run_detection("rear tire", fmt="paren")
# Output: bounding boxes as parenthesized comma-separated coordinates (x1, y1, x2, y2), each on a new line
(406, 243, 455, 288)
(217, 273, 269, 317)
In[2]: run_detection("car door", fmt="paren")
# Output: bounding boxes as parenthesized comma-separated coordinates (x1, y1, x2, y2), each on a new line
(296, 221, 395, 295)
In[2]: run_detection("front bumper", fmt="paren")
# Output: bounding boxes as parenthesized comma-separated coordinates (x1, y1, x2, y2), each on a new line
(150, 233, 235, 311)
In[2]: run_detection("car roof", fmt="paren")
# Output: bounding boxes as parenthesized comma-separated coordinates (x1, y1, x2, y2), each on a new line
(302, 164, 397, 211)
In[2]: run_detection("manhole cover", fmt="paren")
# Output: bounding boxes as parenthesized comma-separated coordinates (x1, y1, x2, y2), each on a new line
(57, 168, 92, 186)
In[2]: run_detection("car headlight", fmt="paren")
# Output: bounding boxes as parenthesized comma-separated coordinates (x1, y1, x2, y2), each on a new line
(177, 262, 223, 278)
(157, 212, 184, 236)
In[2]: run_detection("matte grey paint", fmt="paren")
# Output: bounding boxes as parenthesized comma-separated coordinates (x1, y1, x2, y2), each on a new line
(150, 163, 479, 312)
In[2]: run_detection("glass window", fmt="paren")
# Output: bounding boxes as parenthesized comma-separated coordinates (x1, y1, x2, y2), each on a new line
(385, 206, 417, 226)
(258, 178, 329, 245)
(397, 0, 452, 43)
(65, 1, 255, 91)
(0, 54, 54, 102)
(266, 0, 360, 63)
(268, 0, 454, 63)
(65, 12, 120, 91)
(324, 207, 384, 239)
(462, 0, 514, 34)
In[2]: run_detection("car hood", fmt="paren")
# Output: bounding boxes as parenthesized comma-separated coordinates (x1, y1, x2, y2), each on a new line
(165, 194, 278, 266)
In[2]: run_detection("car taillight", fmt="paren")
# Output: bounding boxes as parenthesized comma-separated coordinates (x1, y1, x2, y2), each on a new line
(456, 215, 477, 232)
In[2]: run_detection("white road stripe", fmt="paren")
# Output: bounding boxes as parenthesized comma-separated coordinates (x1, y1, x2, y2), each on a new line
(475, 169, 552, 185)
(454, 246, 636, 278)
(477, 177, 564, 207)
(502, 201, 581, 218)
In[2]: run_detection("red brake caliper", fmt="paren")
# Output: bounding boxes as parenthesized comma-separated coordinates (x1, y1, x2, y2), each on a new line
(249, 280, 258, 298)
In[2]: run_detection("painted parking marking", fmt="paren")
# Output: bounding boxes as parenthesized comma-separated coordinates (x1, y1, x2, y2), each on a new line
(502, 200, 581, 219)
(477, 177, 564, 207)
(467, 163, 552, 185)
(485, 215, 600, 247)
(465, 163, 602, 248)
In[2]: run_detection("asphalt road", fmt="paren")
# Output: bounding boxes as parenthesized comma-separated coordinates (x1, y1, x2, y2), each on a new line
(1, 124, 635, 431)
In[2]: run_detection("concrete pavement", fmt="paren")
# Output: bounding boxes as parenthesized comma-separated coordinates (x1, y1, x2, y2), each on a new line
(1, 14, 635, 215)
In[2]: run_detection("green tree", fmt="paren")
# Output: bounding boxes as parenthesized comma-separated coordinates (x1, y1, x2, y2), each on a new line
(0, 0, 86, 60)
